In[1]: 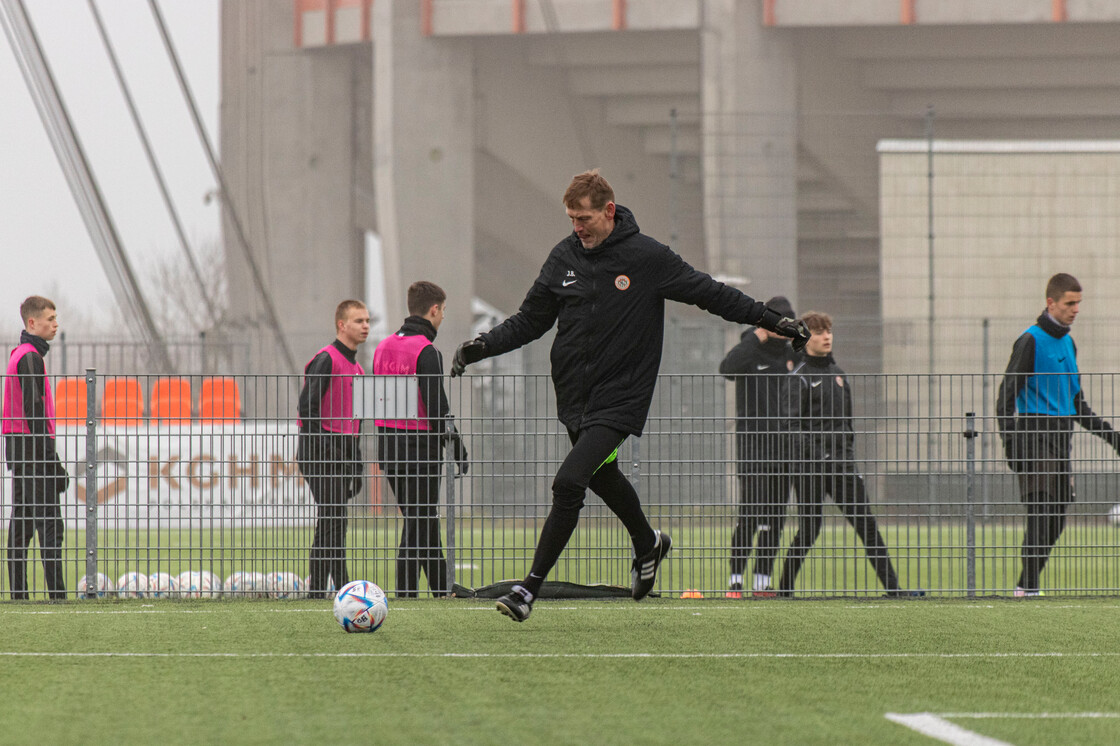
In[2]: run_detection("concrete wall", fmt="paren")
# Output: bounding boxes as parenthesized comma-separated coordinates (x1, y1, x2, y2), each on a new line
(221, 0, 370, 372)
(880, 142, 1120, 378)
(471, 34, 704, 315)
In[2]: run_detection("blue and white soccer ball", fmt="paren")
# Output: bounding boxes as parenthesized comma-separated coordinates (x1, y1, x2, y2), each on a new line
(1108, 504, 1120, 526)
(117, 571, 150, 598)
(266, 572, 306, 599)
(201, 570, 224, 598)
(77, 572, 115, 598)
(333, 580, 388, 633)
(148, 572, 178, 598)
(224, 571, 267, 597)
(177, 570, 220, 599)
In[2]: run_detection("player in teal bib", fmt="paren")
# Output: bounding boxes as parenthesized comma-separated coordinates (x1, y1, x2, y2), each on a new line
(996, 274, 1120, 596)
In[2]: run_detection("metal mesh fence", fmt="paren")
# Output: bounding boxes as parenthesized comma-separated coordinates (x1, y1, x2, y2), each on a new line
(4, 368, 1120, 600)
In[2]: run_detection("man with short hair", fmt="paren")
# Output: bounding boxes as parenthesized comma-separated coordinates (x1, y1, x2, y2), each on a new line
(997, 273, 1120, 597)
(373, 281, 467, 598)
(451, 169, 809, 622)
(3, 295, 69, 600)
(297, 300, 370, 598)
(777, 311, 920, 598)
(719, 295, 798, 598)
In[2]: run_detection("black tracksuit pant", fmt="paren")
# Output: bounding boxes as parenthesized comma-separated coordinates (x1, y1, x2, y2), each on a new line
(384, 466, 448, 598)
(778, 461, 900, 595)
(305, 469, 351, 596)
(1014, 427, 1074, 592)
(729, 466, 791, 580)
(7, 468, 66, 600)
(521, 425, 654, 597)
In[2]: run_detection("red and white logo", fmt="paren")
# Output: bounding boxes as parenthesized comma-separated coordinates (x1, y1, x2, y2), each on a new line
(614, 275, 630, 291)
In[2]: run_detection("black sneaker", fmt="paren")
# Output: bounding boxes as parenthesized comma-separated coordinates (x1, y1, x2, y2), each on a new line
(884, 589, 927, 598)
(632, 530, 672, 601)
(496, 586, 533, 622)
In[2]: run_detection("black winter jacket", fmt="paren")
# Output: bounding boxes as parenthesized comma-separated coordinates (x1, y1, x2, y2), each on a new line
(787, 352, 857, 463)
(480, 205, 771, 436)
(720, 330, 795, 465)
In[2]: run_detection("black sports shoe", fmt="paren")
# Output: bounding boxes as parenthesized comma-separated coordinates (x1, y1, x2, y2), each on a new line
(631, 530, 672, 601)
(496, 586, 533, 622)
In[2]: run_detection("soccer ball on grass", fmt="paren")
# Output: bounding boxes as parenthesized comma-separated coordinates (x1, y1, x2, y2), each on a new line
(265, 572, 306, 599)
(117, 572, 150, 598)
(333, 580, 388, 633)
(148, 572, 178, 598)
(77, 572, 115, 598)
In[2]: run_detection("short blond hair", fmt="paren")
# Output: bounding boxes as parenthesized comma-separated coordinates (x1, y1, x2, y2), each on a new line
(562, 169, 615, 210)
(335, 299, 367, 328)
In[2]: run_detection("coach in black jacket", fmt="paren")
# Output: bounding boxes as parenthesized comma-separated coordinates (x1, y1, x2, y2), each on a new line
(451, 169, 809, 622)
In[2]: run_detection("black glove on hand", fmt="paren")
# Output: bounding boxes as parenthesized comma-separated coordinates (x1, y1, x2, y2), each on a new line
(450, 338, 487, 377)
(447, 432, 469, 476)
(758, 306, 812, 353)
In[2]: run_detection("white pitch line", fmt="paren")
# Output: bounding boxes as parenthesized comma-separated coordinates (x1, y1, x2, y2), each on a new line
(936, 712, 1120, 719)
(885, 713, 1012, 746)
(3, 651, 1120, 660)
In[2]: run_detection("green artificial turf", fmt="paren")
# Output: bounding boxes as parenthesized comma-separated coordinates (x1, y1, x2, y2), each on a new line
(1, 598, 1119, 744)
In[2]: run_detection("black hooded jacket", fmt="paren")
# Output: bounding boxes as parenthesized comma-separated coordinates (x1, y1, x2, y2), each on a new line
(479, 204, 771, 436)
(787, 352, 857, 463)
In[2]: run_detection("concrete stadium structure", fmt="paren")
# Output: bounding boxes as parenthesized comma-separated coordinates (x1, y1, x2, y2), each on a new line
(220, 0, 1120, 372)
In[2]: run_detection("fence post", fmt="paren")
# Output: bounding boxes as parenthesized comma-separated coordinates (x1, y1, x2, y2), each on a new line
(445, 457, 457, 594)
(83, 368, 99, 597)
(963, 412, 977, 597)
(981, 318, 991, 519)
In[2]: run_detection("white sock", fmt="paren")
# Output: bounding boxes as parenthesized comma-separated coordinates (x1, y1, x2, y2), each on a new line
(753, 573, 771, 591)
(729, 573, 743, 587)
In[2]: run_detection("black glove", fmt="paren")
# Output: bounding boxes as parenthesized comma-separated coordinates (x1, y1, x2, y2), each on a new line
(758, 307, 811, 353)
(447, 431, 469, 476)
(451, 338, 487, 377)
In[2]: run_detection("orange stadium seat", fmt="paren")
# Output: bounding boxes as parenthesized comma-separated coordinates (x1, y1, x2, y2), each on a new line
(54, 378, 88, 427)
(101, 377, 144, 427)
(151, 378, 192, 427)
(200, 377, 241, 424)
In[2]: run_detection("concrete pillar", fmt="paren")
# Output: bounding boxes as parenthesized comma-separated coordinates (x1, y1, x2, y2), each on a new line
(701, 0, 798, 306)
(221, 0, 367, 372)
(373, 1, 475, 348)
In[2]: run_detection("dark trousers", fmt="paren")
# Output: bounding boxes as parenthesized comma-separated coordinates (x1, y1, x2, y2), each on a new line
(729, 468, 791, 579)
(384, 469, 448, 598)
(7, 469, 66, 600)
(1015, 429, 1074, 591)
(778, 463, 900, 594)
(305, 473, 351, 596)
(522, 425, 653, 596)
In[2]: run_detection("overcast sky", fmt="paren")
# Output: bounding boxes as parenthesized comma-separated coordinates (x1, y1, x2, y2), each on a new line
(0, 0, 219, 337)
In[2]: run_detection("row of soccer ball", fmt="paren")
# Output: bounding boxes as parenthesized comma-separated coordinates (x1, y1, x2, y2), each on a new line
(77, 570, 321, 599)
(77, 570, 390, 633)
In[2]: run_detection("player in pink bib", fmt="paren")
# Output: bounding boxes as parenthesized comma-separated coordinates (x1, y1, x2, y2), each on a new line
(3, 296, 68, 600)
(296, 300, 370, 598)
(373, 281, 467, 598)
